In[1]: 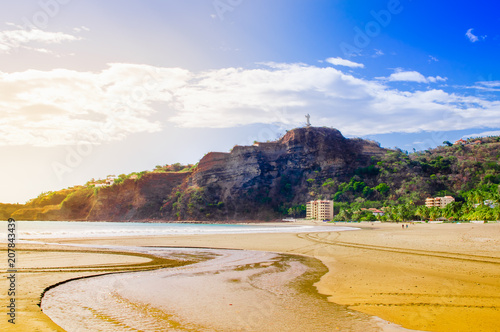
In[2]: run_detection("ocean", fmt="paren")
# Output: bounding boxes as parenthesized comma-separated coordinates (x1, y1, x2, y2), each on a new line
(0, 220, 358, 240)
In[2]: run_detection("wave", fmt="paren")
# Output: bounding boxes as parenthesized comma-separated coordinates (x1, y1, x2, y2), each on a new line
(0, 221, 358, 239)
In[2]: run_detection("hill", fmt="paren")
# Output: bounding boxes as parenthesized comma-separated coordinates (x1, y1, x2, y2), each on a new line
(3, 127, 500, 222)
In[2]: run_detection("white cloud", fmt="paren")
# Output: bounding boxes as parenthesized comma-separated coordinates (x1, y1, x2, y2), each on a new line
(0, 64, 191, 146)
(466, 28, 478, 42)
(387, 70, 428, 83)
(0, 24, 80, 53)
(465, 28, 486, 43)
(373, 49, 384, 57)
(2, 62, 500, 147)
(476, 81, 500, 88)
(429, 55, 439, 62)
(470, 81, 500, 92)
(463, 130, 500, 139)
(326, 57, 364, 68)
(168, 63, 499, 137)
(73, 26, 90, 33)
(427, 76, 447, 83)
(383, 69, 447, 83)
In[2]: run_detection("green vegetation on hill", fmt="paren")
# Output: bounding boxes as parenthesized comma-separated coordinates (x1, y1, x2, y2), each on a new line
(152, 163, 196, 173)
(3, 163, 195, 221)
(316, 137, 500, 221)
(0, 203, 23, 220)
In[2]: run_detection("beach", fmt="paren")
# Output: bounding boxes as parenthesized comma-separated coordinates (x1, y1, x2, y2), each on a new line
(1, 222, 499, 331)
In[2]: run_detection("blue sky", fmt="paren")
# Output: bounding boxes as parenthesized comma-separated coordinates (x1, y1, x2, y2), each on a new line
(1, 0, 499, 203)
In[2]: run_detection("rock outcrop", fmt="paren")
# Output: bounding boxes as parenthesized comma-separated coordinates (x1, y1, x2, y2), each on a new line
(6, 127, 386, 221)
(159, 127, 385, 221)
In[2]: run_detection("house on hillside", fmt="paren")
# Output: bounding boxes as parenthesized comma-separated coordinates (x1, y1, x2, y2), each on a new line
(454, 138, 482, 146)
(92, 175, 117, 188)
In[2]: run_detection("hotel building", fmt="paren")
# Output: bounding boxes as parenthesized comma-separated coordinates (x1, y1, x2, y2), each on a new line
(425, 196, 455, 208)
(306, 200, 334, 221)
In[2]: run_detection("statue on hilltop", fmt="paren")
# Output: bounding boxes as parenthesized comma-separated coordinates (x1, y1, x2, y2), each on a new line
(305, 114, 311, 127)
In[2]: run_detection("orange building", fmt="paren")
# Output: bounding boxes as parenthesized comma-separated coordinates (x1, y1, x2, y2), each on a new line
(425, 196, 455, 208)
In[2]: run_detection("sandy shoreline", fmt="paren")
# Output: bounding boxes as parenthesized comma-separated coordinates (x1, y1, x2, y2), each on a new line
(1, 222, 499, 331)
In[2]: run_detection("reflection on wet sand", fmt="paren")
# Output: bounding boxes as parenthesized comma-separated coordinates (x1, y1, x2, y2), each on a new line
(42, 248, 405, 331)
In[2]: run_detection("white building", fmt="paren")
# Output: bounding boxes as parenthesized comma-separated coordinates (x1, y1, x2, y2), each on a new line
(93, 175, 117, 188)
(306, 200, 334, 221)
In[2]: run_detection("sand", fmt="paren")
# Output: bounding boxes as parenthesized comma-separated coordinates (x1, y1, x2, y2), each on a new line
(1, 222, 499, 331)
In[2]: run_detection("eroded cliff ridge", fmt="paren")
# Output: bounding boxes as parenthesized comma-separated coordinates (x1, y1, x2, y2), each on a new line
(8, 127, 386, 221)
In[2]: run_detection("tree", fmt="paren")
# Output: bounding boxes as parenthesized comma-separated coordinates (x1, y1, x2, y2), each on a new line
(443, 141, 453, 147)
(442, 201, 462, 221)
(415, 205, 430, 221)
(358, 210, 377, 221)
(287, 205, 306, 218)
(334, 209, 352, 221)
(172, 163, 183, 171)
(429, 207, 441, 221)
(375, 183, 390, 195)
(362, 186, 373, 197)
(381, 206, 394, 221)
(322, 178, 336, 189)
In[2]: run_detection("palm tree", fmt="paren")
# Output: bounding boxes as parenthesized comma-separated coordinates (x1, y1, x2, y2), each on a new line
(429, 207, 441, 221)
(474, 190, 485, 206)
(383, 206, 395, 222)
(442, 201, 461, 221)
(404, 202, 416, 221)
(415, 206, 429, 221)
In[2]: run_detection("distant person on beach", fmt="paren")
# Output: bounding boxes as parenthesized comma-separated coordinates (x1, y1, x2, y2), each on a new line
(402, 224, 404, 229)
(406, 224, 408, 229)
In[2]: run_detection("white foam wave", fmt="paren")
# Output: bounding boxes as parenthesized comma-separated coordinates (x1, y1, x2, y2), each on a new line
(0, 221, 357, 240)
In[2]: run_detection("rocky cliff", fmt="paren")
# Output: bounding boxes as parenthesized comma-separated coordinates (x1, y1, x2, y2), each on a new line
(162, 127, 386, 220)
(6, 127, 386, 221)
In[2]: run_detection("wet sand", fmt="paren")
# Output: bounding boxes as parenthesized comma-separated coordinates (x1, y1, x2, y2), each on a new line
(42, 249, 392, 331)
(0, 243, 199, 332)
(1, 222, 499, 331)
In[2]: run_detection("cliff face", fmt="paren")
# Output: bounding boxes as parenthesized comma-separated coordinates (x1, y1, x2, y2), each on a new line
(171, 127, 385, 220)
(6, 127, 386, 221)
(87, 172, 190, 221)
(194, 127, 381, 190)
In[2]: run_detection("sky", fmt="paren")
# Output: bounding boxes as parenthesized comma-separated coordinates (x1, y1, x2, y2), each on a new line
(1, 0, 499, 203)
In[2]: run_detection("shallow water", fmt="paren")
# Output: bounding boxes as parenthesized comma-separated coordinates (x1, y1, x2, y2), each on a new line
(41, 248, 386, 331)
(0, 220, 357, 240)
